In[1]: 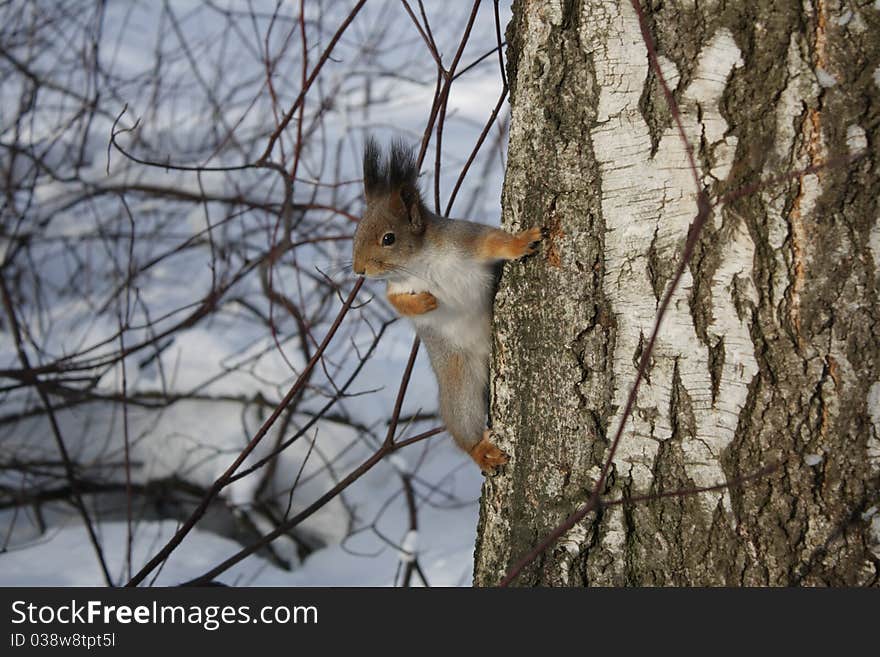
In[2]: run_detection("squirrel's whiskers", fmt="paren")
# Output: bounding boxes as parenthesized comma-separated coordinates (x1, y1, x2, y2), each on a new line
(315, 260, 356, 281)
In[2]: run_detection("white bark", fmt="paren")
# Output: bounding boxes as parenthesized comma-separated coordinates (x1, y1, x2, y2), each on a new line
(475, 0, 880, 587)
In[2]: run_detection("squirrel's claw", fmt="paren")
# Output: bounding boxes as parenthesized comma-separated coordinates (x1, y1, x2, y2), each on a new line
(470, 430, 509, 475)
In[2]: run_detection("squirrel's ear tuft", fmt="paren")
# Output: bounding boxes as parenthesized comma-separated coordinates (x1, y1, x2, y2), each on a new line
(388, 139, 419, 194)
(362, 136, 424, 224)
(363, 136, 383, 198)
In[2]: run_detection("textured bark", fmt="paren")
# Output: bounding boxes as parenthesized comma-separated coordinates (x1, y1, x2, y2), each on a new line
(474, 0, 880, 586)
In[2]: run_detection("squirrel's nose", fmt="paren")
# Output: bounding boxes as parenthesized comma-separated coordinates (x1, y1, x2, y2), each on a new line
(352, 257, 365, 276)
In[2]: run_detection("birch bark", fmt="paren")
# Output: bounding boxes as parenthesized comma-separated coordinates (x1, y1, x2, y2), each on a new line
(474, 0, 880, 586)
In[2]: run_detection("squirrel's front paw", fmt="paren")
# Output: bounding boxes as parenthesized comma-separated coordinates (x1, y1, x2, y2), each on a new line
(470, 430, 509, 475)
(387, 291, 438, 316)
(410, 291, 438, 313)
(513, 227, 545, 258)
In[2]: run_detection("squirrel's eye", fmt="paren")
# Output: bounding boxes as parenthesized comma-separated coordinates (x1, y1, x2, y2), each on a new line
(381, 232, 396, 246)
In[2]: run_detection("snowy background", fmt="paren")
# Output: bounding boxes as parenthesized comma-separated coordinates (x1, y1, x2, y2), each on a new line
(0, 0, 511, 586)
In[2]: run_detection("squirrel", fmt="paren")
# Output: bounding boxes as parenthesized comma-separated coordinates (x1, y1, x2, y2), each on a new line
(352, 138, 543, 473)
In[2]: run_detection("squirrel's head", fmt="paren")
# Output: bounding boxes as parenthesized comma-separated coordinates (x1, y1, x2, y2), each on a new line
(352, 137, 426, 279)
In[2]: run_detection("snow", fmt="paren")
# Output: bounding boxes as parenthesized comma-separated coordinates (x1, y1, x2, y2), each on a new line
(398, 530, 419, 564)
(1, 481, 475, 587)
(0, 0, 511, 587)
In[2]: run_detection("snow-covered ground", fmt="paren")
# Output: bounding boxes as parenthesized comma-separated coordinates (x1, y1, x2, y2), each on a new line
(0, 0, 511, 586)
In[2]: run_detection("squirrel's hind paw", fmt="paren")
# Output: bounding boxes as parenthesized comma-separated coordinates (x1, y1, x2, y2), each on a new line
(470, 430, 509, 475)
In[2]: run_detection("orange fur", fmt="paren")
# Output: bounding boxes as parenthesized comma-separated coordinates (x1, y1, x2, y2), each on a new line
(469, 430, 508, 473)
(387, 291, 438, 316)
(387, 189, 406, 217)
(476, 227, 543, 261)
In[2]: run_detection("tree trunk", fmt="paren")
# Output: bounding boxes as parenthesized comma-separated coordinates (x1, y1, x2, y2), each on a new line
(474, 0, 880, 586)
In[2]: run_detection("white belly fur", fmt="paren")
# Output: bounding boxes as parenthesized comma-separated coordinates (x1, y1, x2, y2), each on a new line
(387, 251, 493, 356)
